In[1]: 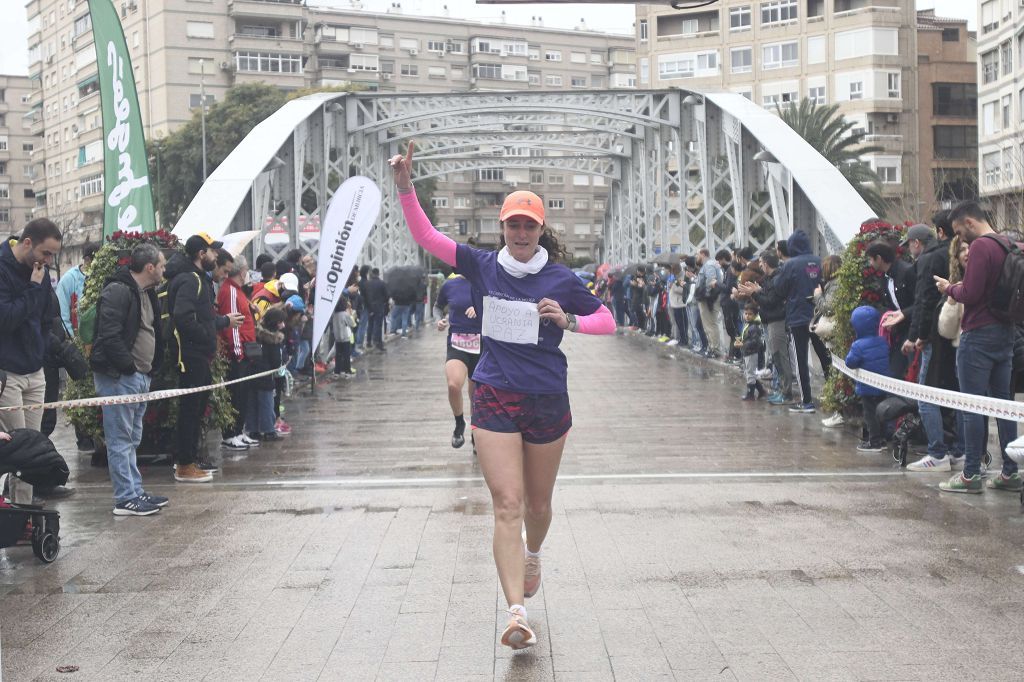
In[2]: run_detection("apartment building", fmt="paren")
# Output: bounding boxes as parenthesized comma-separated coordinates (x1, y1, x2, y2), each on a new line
(977, 0, 1024, 228)
(0, 75, 36, 237)
(25, 0, 635, 261)
(635, 0, 919, 212)
(916, 10, 977, 216)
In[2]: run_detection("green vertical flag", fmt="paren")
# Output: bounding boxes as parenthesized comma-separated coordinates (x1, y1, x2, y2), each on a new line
(87, 0, 156, 238)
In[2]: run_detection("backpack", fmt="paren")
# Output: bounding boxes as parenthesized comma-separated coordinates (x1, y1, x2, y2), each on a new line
(980, 234, 1024, 324)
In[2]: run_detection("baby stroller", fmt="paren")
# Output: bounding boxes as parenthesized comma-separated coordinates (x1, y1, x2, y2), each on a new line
(878, 394, 990, 470)
(0, 371, 65, 563)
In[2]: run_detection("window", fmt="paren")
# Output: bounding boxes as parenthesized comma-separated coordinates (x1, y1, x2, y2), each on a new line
(591, 53, 603, 65)
(730, 6, 751, 31)
(933, 126, 977, 159)
(1005, 147, 1014, 183)
(1002, 40, 1013, 76)
(835, 27, 898, 60)
(983, 100, 999, 135)
(530, 170, 544, 184)
(239, 24, 281, 38)
(457, 220, 468, 235)
(22, 142, 34, 153)
(547, 198, 565, 210)
(380, 60, 394, 74)
(573, 174, 589, 186)
(448, 41, 465, 54)
(639, 19, 648, 41)
(934, 83, 977, 117)
(186, 21, 214, 39)
(431, 197, 448, 208)
(873, 157, 900, 184)
(478, 218, 499, 233)
(545, 75, 562, 86)
(426, 40, 445, 53)
(400, 64, 418, 76)
(942, 28, 959, 42)
(0, 209, 8, 224)
(731, 47, 752, 74)
(983, 150, 1001, 186)
(640, 58, 649, 85)
(808, 85, 825, 105)
(235, 52, 303, 73)
(571, 76, 586, 88)
(379, 33, 394, 48)
(571, 51, 586, 64)
(544, 50, 561, 62)
(849, 81, 864, 100)
(72, 12, 91, 36)
(594, 199, 606, 211)
(0, 184, 7, 199)
(454, 196, 471, 208)
(982, 49, 999, 84)
(79, 173, 102, 197)
(573, 198, 589, 210)
(0, 135, 6, 151)
(573, 223, 590, 235)
(1003, 94, 1012, 129)
(0, 162, 5, 174)
(528, 71, 540, 86)
(478, 169, 503, 182)
(762, 41, 798, 70)
(189, 93, 215, 109)
(548, 174, 564, 184)
(528, 46, 540, 61)
(807, 35, 825, 64)
(592, 75, 605, 87)
(350, 54, 379, 71)
(887, 73, 900, 98)
(761, 0, 797, 25)
(428, 66, 446, 78)
(399, 38, 419, 51)
(982, 0, 998, 33)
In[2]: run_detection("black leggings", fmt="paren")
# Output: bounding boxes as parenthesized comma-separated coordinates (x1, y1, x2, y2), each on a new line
(790, 324, 832, 405)
(671, 308, 688, 345)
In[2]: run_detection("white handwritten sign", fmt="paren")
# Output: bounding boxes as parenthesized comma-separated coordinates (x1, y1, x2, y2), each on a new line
(482, 296, 539, 345)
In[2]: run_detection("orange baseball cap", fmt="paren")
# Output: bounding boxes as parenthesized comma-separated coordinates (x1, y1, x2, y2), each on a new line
(499, 190, 545, 225)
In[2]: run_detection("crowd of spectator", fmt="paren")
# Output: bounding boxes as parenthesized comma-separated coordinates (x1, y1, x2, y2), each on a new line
(597, 201, 1024, 497)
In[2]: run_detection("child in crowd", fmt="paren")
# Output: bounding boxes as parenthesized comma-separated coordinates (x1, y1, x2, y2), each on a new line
(737, 302, 766, 400)
(332, 297, 358, 378)
(844, 305, 890, 452)
(247, 305, 287, 442)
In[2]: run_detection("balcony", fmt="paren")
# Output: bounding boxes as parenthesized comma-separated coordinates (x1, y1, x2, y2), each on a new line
(230, 32, 304, 53)
(833, 4, 902, 26)
(227, 0, 304, 21)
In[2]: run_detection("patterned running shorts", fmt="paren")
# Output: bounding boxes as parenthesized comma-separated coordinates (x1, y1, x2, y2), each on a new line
(471, 384, 572, 444)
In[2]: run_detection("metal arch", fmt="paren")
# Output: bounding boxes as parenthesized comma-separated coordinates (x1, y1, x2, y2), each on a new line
(173, 89, 874, 272)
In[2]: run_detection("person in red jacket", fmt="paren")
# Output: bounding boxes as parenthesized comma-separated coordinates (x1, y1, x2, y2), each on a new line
(216, 253, 258, 451)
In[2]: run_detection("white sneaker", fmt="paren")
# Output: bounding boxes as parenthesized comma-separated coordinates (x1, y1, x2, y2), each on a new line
(756, 368, 773, 380)
(1006, 436, 1024, 465)
(821, 412, 845, 428)
(949, 454, 965, 469)
(906, 454, 951, 472)
(239, 434, 261, 447)
(666, 339, 679, 346)
(221, 436, 248, 451)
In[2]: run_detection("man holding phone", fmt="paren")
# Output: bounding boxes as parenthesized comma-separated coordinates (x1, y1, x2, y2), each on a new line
(0, 219, 63, 432)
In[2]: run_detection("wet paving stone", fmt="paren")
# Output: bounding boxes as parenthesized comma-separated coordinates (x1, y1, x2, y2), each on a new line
(2, 329, 1024, 680)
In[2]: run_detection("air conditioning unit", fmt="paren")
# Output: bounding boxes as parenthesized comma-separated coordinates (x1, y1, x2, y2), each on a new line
(351, 42, 364, 50)
(508, 181, 518, 188)
(408, 48, 418, 56)
(381, 72, 392, 80)
(886, 113, 899, 124)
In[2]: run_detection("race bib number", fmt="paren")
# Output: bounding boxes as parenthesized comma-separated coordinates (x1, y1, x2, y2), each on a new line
(482, 296, 540, 345)
(450, 333, 481, 354)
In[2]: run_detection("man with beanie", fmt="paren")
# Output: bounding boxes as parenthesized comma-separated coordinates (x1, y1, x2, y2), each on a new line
(165, 232, 243, 482)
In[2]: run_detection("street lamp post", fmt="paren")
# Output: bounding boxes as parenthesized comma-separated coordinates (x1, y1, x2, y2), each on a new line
(200, 59, 208, 182)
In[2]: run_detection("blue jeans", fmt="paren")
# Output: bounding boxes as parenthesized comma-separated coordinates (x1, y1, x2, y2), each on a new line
(288, 340, 311, 372)
(94, 372, 150, 503)
(918, 343, 950, 457)
(246, 389, 276, 434)
(355, 312, 368, 347)
(957, 324, 1018, 477)
(390, 304, 411, 336)
(413, 302, 425, 328)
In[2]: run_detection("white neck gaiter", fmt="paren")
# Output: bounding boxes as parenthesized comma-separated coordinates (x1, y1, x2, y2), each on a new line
(497, 245, 548, 278)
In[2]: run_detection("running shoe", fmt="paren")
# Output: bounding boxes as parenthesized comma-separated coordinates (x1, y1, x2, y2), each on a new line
(987, 472, 1023, 492)
(196, 460, 219, 473)
(821, 412, 845, 428)
(452, 430, 465, 449)
(906, 454, 951, 472)
(949, 454, 965, 469)
(275, 419, 292, 436)
(500, 611, 537, 650)
(939, 472, 983, 494)
(1006, 436, 1024, 465)
(789, 403, 816, 414)
(139, 493, 169, 507)
(221, 436, 249, 451)
(666, 339, 679, 346)
(113, 496, 160, 516)
(856, 440, 885, 453)
(240, 434, 261, 447)
(524, 555, 542, 598)
(173, 464, 213, 483)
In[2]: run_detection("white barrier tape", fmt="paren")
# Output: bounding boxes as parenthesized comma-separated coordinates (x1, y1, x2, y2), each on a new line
(0, 366, 284, 413)
(831, 354, 1024, 421)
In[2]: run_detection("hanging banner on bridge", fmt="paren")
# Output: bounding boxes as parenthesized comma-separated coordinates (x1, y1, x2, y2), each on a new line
(311, 177, 382, 353)
(88, 0, 157, 238)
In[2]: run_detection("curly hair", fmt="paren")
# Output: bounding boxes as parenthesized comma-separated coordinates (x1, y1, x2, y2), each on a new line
(948, 235, 967, 284)
(499, 227, 568, 264)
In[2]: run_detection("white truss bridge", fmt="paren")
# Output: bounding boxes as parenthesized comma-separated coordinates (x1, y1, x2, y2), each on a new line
(173, 89, 873, 269)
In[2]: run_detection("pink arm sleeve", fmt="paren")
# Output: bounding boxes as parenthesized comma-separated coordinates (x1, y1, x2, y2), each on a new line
(575, 304, 615, 335)
(398, 189, 457, 266)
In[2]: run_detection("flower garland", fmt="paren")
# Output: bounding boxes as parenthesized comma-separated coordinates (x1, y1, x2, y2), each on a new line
(65, 230, 235, 452)
(820, 219, 910, 413)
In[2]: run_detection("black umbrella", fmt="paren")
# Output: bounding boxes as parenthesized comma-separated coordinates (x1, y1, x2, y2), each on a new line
(383, 265, 425, 301)
(648, 252, 678, 267)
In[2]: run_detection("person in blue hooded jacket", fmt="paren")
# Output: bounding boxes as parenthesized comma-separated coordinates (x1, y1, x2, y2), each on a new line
(739, 230, 831, 413)
(845, 305, 890, 452)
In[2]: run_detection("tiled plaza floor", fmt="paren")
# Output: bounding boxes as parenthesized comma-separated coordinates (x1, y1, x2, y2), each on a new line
(1, 329, 1023, 681)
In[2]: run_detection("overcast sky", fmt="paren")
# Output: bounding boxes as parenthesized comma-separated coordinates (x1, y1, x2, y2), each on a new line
(0, 0, 976, 76)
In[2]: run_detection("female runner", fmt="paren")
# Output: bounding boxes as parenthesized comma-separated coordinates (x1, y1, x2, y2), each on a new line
(434, 273, 481, 450)
(391, 143, 615, 650)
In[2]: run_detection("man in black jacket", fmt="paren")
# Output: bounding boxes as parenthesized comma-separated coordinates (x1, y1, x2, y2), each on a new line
(364, 267, 390, 351)
(0, 219, 62, 433)
(752, 253, 794, 404)
(91, 243, 168, 515)
(866, 240, 916, 379)
(165, 233, 243, 483)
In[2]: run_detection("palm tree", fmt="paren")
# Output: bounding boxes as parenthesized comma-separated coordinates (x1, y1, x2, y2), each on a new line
(775, 98, 888, 218)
